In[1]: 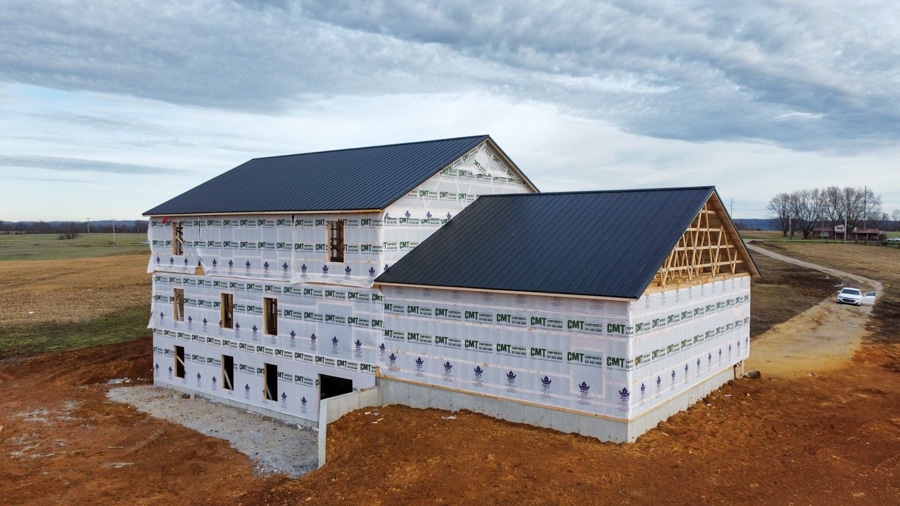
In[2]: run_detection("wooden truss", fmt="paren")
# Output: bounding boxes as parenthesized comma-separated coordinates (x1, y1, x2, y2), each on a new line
(652, 198, 751, 289)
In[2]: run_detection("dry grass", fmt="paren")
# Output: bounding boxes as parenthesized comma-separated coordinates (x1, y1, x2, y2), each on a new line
(755, 241, 900, 344)
(749, 253, 839, 337)
(0, 253, 150, 326)
(757, 242, 900, 284)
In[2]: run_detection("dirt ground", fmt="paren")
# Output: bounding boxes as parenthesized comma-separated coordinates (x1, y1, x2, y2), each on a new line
(2, 245, 899, 504)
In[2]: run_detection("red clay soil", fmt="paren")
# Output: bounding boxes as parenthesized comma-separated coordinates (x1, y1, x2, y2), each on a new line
(2, 339, 899, 505)
(3, 249, 900, 505)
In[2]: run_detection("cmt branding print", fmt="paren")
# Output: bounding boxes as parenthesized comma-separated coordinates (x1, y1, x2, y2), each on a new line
(377, 294, 747, 417)
(381, 293, 749, 339)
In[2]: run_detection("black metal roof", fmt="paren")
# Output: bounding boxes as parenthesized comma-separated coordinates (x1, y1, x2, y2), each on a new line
(144, 135, 531, 215)
(376, 187, 729, 299)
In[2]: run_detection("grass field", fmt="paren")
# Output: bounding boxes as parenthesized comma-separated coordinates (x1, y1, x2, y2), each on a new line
(740, 229, 900, 242)
(752, 240, 900, 344)
(0, 232, 148, 261)
(0, 252, 151, 359)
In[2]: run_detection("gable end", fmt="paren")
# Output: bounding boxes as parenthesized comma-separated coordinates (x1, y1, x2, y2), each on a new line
(649, 193, 758, 292)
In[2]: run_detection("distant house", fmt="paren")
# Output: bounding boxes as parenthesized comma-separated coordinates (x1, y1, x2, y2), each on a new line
(144, 136, 758, 443)
(811, 227, 833, 239)
(375, 187, 759, 442)
(813, 225, 885, 241)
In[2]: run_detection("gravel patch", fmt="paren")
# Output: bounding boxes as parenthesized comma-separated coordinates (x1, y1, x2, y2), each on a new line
(107, 385, 318, 477)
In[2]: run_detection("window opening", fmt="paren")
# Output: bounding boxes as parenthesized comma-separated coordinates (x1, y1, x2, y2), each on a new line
(221, 293, 234, 329)
(173, 288, 185, 321)
(319, 374, 353, 400)
(172, 222, 184, 255)
(328, 220, 344, 262)
(264, 363, 278, 401)
(174, 345, 186, 378)
(264, 297, 278, 336)
(222, 355, 234, 391)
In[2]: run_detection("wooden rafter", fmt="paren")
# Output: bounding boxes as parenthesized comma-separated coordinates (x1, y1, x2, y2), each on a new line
(652, 199, 751, 290)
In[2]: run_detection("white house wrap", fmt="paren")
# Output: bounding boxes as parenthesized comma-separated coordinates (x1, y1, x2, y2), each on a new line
(378, 276, 750, 422)
(144, 136, 537, 425)
(144, 136, 758, 441)
(375, 187, 758, 440)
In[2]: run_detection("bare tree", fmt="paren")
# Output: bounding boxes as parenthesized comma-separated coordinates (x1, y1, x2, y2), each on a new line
(844, 187, 881, 229)
(789, 189, 824, 239)
(767, 192, 792, 237)
(58, 222, 81, 240)
(816, 186, 882, 231)
(820, 186, 844, 226)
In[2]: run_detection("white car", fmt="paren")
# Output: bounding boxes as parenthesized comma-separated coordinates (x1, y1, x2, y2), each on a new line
(837, 287, 862, 306)
(888, 237, 900, 244)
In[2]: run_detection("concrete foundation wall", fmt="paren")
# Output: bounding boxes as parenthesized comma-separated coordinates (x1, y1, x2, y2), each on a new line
(625, 365, 736, 440)
(317, 387, 382, 467)
(158, 362, 737, 470)
(378, 362, 738, 443)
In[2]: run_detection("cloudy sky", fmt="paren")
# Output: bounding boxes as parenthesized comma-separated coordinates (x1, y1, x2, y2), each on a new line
(2, 0, 899, 222)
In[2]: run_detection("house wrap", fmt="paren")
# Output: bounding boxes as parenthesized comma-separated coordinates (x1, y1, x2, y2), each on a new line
(144, 135, 758, 442)
(143, 135, 537, 424)
(375, 188, 759, 440)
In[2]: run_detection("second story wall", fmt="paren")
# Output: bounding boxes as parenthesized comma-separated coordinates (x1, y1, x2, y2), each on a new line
(147, 213, 385, 287)
(381, 140, 536, 266)
(147, 141, 537, 286)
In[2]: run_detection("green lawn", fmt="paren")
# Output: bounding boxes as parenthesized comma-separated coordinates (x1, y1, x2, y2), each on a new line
(0, 305, 150, 359)
(0, 235, 151, 358)
(0, 233, 149, 261)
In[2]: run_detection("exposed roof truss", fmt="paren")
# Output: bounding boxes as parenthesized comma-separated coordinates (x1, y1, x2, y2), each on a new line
(651, 195, 757, 290)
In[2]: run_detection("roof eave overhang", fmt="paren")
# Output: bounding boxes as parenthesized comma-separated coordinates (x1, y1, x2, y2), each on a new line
(143, 208, 385, 218)
(374, 281, 636, 302)
(706, 190, 761, 278)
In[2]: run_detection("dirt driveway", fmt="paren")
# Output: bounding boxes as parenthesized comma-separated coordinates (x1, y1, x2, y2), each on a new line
(746, 243, 881, 377)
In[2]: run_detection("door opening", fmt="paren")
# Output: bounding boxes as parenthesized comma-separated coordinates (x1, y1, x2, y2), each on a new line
(174, 345, 186, 378)
(264, 363, 278, 401)
(222, 355, 234, 391)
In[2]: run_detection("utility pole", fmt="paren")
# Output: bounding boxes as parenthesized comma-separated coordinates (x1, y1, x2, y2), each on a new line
(864, 185, 868, 229)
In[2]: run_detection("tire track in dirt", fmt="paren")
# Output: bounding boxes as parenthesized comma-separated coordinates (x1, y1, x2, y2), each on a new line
(745, 244, 882, 377)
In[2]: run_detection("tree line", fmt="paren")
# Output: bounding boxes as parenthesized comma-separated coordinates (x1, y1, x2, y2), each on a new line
(768, 186, 896, 239)
(0, 220, 149, 238)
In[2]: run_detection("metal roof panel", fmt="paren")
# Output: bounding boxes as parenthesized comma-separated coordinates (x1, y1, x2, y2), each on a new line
(144, 135, 496, 215)
(375, 187, 717, 299)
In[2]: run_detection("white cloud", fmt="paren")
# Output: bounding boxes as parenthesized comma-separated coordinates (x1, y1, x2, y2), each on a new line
(1, 1, 899, 221)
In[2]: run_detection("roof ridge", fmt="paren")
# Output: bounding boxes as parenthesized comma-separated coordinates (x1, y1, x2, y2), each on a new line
(249, 134, 490, 161)
(478, 186, 715, 198)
